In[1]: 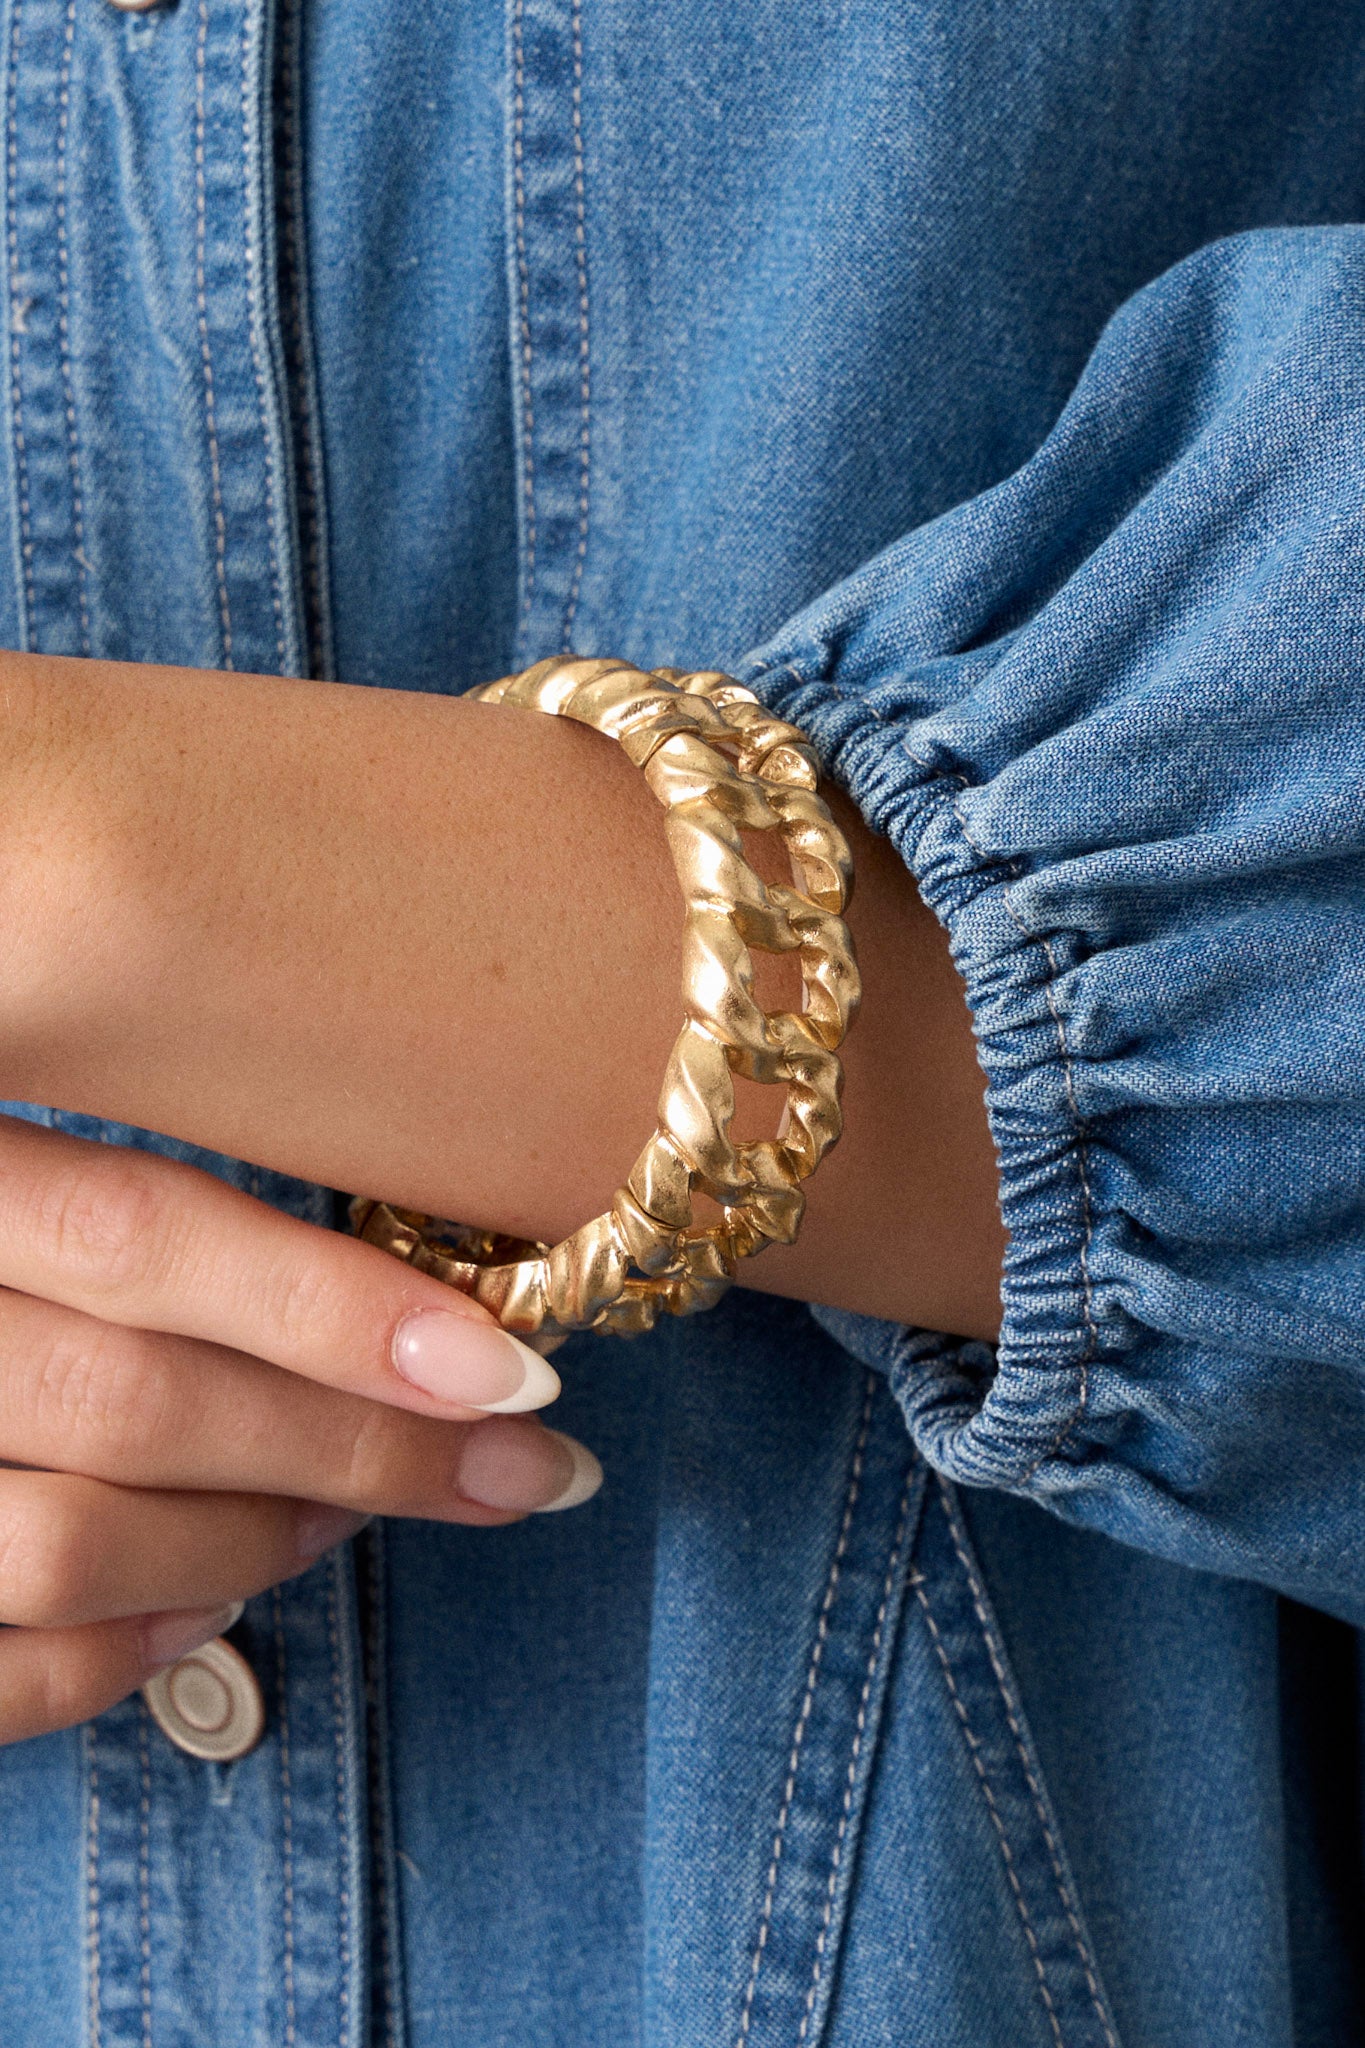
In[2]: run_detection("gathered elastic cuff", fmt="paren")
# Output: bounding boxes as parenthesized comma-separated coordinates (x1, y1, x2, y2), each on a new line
(742, 657, 1119, 1494)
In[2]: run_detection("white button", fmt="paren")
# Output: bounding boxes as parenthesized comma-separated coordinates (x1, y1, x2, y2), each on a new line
(141, 1636, 265, 1762)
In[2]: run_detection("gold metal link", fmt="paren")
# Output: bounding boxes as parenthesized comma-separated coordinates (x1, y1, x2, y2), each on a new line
(350, 658, 860, 1339)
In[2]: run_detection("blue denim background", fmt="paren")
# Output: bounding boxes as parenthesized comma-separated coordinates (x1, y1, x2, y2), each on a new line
(0, 0, 1361, 2042)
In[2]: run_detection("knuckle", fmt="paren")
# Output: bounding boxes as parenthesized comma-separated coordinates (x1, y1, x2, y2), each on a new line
(334, 1403, 425, 1511)
(32, 1315, 172, 1456)
(33, 1151, 174, 1300)
(0, 1487, 95, 1628)
(31, 1639, 131, 1742)
(267, 1248, 348, 1362)
(30, 1647, 107, 1739)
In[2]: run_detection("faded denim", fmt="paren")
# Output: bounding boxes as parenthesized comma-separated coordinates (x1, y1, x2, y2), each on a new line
(0, 1, 1361, 2043)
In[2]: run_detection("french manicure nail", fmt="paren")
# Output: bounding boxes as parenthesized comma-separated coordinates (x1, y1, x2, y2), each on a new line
(296, 1505, 372, 1563)
(535, 1430, 605, 1513)
(455, 1419, 604, 1515)
(392, 1309, 562, 1413)
(141, 1604, 241, 1673)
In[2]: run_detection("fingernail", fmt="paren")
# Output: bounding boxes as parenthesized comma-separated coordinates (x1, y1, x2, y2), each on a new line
(141, 1604, 242, 1673)
(392, 1309, 562, 1413)
(455, 1419, 604, 1514)
(296, 1505, 372, 1563)
(535, 1430, 605, 1512)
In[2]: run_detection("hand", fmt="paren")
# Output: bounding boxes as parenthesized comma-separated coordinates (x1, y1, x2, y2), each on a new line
(0, 1115, 601, 1746)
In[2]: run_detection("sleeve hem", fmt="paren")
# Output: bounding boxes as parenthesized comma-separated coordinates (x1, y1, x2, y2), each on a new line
(744, 657, 1109, 1492)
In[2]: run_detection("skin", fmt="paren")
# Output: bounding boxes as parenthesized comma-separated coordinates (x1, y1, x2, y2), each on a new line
(0, 651, 1004, 1741)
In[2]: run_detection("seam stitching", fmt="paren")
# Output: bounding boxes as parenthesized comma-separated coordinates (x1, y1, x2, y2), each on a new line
(240, 0, 285, 672)
(327, 1556, 352, 2048)
(273, 1584, 299, 2048)
(194, 0, 233, 667)
(365, 1531, 400, 2048)
(939, 1482, 1119, 2048)
(6, 0, 34, 647)
(511, 0, 536, 627)
(85, 1723, 102, 2048)
(797, 1461, 918, 2044)
(734, 1372, 876, 2048)
(54, 0, 89, 654)
(275, 0, 325, 676)
(137, 1704, 153, 2048)
(560, 0, 591, 650)
(912, 1567, 1068, 2048)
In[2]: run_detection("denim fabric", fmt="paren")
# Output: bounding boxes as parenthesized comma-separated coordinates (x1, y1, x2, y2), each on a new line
(0, 1, 1362, 2043)
(744, 229, 1365, 1626)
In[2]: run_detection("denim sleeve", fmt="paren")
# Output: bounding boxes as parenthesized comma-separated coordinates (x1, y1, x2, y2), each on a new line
(739, 225, 1365, 1625)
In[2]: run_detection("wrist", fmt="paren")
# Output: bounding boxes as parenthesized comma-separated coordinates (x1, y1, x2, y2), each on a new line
(0, 657, 682, 1251)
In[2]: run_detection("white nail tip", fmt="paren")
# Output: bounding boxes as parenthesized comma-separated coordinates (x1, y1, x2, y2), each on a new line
(473, 1334, 563, 1413)
(220, 1600, 246, 1632)
(537, 1432, 604, 1512)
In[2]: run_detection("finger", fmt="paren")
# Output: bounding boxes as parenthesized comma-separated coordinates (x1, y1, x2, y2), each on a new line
(0, 1469, 363, 1627)
(0, 1433, 602, 1632)
(0, 1605, 236, 1747)
(0, 1476, 506, 1632)
(0, 1115, 562, 1416)
(0, 1433, 601, 1622)
(0, 1292, 604, 1520)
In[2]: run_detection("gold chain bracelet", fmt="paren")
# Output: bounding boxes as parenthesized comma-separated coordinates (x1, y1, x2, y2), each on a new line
(350, 656, 859, 1342)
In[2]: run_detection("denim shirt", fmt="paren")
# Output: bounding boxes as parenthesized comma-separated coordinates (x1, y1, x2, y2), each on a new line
(0, 2, 1363, 2043)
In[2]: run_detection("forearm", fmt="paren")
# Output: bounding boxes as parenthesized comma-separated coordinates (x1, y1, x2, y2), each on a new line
(0, 652, 1004, 1340)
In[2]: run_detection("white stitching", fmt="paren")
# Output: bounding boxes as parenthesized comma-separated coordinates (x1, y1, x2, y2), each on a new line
(797, 1462, 918, 2043)
(273, 1584, 299, 2048)
(510, 0, 536, 626)
(939, 1482, 1119, 2048)
(137, 1704, 153, 2048)
(326, 1555, 352, 2048)
(240, 0, 285, 672)
(560, 0, 591, 650)
(85, 1723, 102, 2048)
(6, 0, 35, 646)
(733, 1373, 876, 2048)
(194, 0, 233, 667)
(912, 1569, 1068, 2048)
(54, 0, 89, 654)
